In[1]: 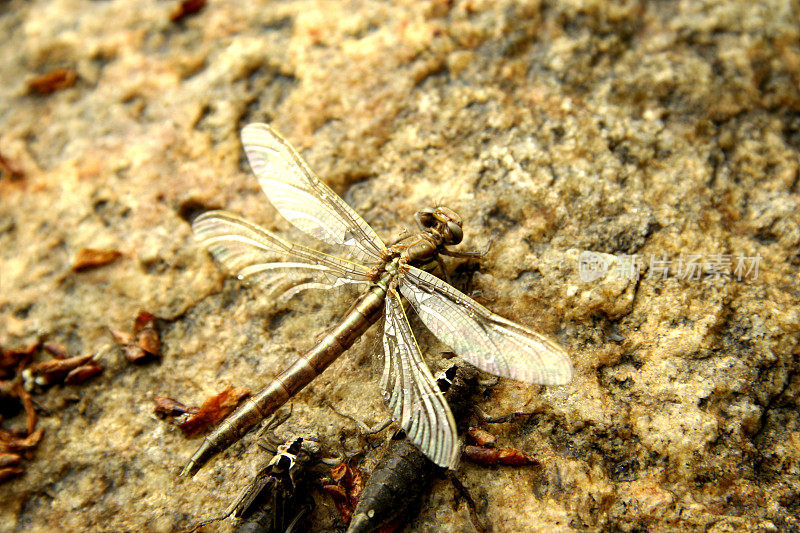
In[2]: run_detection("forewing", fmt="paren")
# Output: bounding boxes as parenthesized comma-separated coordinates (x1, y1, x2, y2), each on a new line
(192, 210, 371, 300)
(241, 123, 386, 263)
(400, 267, 573, 385)
(379, 290, 459, 469)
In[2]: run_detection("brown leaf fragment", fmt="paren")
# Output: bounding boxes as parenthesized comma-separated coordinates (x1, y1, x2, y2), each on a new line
(170, 0, 206, 22)
(178, 386, 250, 437)
(135, 328, 160, 357)
(1, 343, 40, 371)
(330, 463, 350, 484)
(0, 427, 43, 453)
(323, 483, 348, 501)
(64, 363, 103, 385)
(0, 466, 23, 483)
(153, 396, 198, 420)
(0, 453, 20, 468)
(0, 380, 16, 398)
(464, 445, 539, 467)
(133, 310, 160, 357)
(110, 311, 161, 363)
(25, 353, 94, 387)
(467, 427, 496, 447)
(349, 468, 363, 502)
(0, 152, 24, 181)
(123, 345, 151, 364)
(494, 448, 539, 466)
(14, 382, 36, 434)
(72, 248, 122, 272)
(26, 68, 77, 94)
(42, 343, 68, 359)
(323, 483, 355, 524)
(108, 328, 132, 346)
(326, 464, 363, 524)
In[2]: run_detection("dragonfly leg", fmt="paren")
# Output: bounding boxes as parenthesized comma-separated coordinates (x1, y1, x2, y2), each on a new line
(447, 472, 489, 533)
(440, 235, 494, 258)
(435, 255, 453, 285)
(473, 405, 535, 424)
(328, 403, 394, 435)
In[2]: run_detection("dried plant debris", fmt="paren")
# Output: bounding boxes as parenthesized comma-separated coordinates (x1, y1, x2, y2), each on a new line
(323, 463, 364, 525)
(109, 310, 161, 363)
(72, 248, 122, 272)
(464, 427, 539, 467)
(466, 427, 496, 447)
(0, 342, 104, 483)
(166, 386, 250, 437)
(463, 445, 539, 467)
(153, 396, 198, 424)
(26, 68, 77, 95)
(169, 0, 206, 23)
(23, 353, 101, 389)
(0, 152, 24, 181)
(0, 466, 24, 483)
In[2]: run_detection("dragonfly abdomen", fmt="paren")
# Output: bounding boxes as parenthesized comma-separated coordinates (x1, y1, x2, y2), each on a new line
(181, 285, 387, 477)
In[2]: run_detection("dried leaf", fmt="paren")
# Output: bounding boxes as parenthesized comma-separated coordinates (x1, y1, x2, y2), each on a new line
(463, 445, 539, 467)
(323, 483, 355, 524)
(0, 427, 43, 453)
(178, 386, 250, 437)
(154, 397, 197, 420)
(0, 153, 24, 181)
(326, 463, 362, 524)
(123, 345, 150, 364)
(108, 328, 132, 346)
(136, 328, 160, 356)
(26, 68, 77, 95)
(0, 466, 23, 483)
(110, 311, 161, 363)
(0, 453, 20, 468)
(26, 353, 93, 380)
(1, 343, 40, 371)
(170, 0, 206, 22)
(14, 382, 36, 435)
(467, 427, 496, 447)
(72, 248, 122, 272)
(64, 363, 103, 385)
(323, 484, 348, 501)
(133, 310, 160, 357)
(42, 343, 68, 359)
(330, 463, 350, 484)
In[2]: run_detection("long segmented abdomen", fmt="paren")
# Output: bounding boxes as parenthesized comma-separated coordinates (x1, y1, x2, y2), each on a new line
(181, 286, 386, 477)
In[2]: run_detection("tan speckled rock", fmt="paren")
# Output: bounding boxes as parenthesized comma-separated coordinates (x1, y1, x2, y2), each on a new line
(1, 0, 798, 531)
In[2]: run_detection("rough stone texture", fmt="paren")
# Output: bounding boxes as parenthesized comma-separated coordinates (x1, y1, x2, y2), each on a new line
(1, 0, 799, 531)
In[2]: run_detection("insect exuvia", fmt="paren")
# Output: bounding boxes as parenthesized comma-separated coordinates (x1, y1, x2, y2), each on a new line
(347, 363, 479, 533)
(181, 123, 572, 476)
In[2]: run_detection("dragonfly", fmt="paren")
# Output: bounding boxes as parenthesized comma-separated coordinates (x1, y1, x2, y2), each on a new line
(181, 123, 572, 477)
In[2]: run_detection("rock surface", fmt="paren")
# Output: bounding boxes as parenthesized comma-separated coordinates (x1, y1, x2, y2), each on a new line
(1, 0, 799, 531)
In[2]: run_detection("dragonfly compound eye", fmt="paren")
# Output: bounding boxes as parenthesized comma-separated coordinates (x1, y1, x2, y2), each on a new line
(415, 208, 437, 228)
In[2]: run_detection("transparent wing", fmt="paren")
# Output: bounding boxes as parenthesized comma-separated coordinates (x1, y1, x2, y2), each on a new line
(192, 210, 371, 300)
(241, 123, 386, 263)
(379, 289, 459, 469)
(399, 267, 573, 385)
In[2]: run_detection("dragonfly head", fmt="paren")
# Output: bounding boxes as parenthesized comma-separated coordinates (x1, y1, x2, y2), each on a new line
(416, 206, 463, 245)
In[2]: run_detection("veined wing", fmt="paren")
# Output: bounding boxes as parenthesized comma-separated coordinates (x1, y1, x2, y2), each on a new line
(379, 289, 459, 469)
(192, 210, 371, 300)
(399, 267, 573, 386)
(241, 123, 386, 263)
